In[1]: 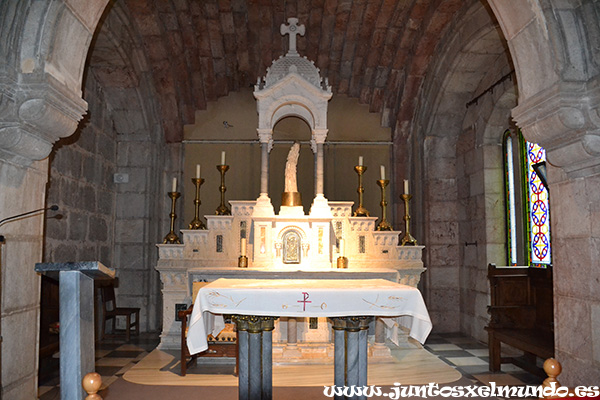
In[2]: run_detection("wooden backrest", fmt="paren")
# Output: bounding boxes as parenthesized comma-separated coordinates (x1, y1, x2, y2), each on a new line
(100, 285, 117, 313)
(487, 263, 553, 332)
(192, 281, 209, 302)
(529, 265, 553, 332)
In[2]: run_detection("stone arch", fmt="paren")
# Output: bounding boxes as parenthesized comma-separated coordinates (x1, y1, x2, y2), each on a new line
(271, 100, 317, 133)
(489, 0, 600, 175)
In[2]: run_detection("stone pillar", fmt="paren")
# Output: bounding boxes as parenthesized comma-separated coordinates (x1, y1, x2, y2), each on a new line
(248, 321, 262, 400)
(358, 318, 372, 400)
(234, 315, 278, 400)
(371, 318, 392, 358)
(511, 80, 600, 386)
(331, 318, 345, 400)
(260, 141, 270, 195)
(283, 317, 302, 358)
(345, 318, 361, 389)
(234, 316, 249, 400)
(309, 134, 332, 216)
(254, 131, 275, 217)
(287, 318, 297, 345)
(315, 142, 324, 195)
(261, 317, 277, 400)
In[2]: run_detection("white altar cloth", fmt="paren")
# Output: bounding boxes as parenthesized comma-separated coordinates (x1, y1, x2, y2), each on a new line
(186, 278, 432, 354)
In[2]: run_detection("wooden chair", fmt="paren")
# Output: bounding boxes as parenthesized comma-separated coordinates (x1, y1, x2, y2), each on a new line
(180, 281, 238, 376)
(100, 282, 140, 342)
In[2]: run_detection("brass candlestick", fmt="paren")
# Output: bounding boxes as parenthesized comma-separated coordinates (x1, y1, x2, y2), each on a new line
(189, 178, 206, 229)
(238, 255, 248, 268)
(400, 193, 418, 245)
(353, 165, 370, 217)
(163, 191, 181, 244)
(215, 165, 231, 215)
(337, 256, 348, 269)
(376, 179, 392, 231)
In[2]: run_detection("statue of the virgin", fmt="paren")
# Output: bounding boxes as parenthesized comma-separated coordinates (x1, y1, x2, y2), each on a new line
(282, 142, 302, 206)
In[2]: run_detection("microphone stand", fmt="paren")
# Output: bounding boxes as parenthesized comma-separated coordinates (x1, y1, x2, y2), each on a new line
(0, 205, 59, 226)
(0, 205, 58, 394)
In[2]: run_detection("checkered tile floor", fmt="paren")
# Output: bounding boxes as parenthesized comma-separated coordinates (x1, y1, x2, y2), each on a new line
(38, 333, 160, 400)
(424, 332, 544, 388)
(38, 332, 544, 399)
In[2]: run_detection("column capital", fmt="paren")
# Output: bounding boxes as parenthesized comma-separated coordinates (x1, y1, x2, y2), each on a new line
(512, 78, 600, 177)
(261, 316, 278, 331)
(0, 73, 87, 166)
(312, 129, 328, 144)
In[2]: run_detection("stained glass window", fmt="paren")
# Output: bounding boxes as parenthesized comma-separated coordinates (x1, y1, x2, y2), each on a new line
(503, 130, 551, 267)
(525, 142, 551, 266)
(504, 133, 518, 265)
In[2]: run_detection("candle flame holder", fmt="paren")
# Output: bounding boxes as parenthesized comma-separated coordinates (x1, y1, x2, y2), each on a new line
(376, 179, 392, 231)
(238, 255, 248, 268)
(353, 165, 370, 217)
(188, 178, 206, 229)
(163, 191, 181, 244)
(215, 165, 231, 215)
(400, 193, 418, 245)
(337, 256, 348, 269)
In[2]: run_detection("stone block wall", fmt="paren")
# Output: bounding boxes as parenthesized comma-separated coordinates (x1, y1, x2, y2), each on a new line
(410, 2, 515, 336)
(550, 168, 600, 385)
(0, 159, 49, 398)
(422, 133, 461, 333)
(45, 76, 117, 267)
(456, 71, 515, 342)
(113, 138, 171, 333)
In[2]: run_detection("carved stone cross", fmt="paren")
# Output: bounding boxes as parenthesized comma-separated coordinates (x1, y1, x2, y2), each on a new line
(280, 17, 305, 56)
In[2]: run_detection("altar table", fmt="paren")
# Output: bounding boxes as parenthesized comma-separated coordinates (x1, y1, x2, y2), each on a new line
(187, 278, 432, 400)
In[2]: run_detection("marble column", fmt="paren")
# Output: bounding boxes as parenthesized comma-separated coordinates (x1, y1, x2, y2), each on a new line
(331, 318, 346, 400)
(234, 316, 250, 400)
(248, 320, 262, 400)
(261, 317, 277, 400)
(315, 142, 324, 195)
(358, 318, 372, 400)
(234, 315, 278, 400)
(287, 318, 297, 346)
(260, 141, 269, 195)
(371, 318, 391, 357)
(345, 318, 361, 388)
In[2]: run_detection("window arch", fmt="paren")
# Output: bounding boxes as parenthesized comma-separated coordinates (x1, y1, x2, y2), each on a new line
(503, 130, 552, 267)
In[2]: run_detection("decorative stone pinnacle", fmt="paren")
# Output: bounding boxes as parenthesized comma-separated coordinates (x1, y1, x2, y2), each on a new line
(280, 17, 305, 56)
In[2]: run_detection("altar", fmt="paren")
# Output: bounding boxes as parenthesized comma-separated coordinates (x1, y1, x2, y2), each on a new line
(156, 200, 425, 354)
(186, 278, 432, 400)
(155, 17, 426, 361)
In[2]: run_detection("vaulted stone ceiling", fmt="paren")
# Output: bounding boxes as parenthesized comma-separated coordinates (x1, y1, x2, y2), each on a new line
(92, 0, 474, 143)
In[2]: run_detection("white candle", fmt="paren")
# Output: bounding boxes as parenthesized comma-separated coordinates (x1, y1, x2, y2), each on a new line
(172, 177, 177, 192)
(358, 156, 363, 166)
(241, 238, 247, 257)
(221, 151, 226, 165)
(339, 238, 345, 257)
(380, 165, 385, 180)
(196, 164, 201, 179)
(404, 179, 409, 194)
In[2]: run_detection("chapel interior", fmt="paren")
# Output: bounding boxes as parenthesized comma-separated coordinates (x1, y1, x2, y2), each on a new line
(1, 0, 600, 398)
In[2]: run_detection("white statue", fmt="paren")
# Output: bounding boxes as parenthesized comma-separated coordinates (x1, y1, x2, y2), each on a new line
(284, 142, 300, 192)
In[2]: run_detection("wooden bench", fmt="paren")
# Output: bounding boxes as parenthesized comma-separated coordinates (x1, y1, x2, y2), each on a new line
(485, 263, 554, 375)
